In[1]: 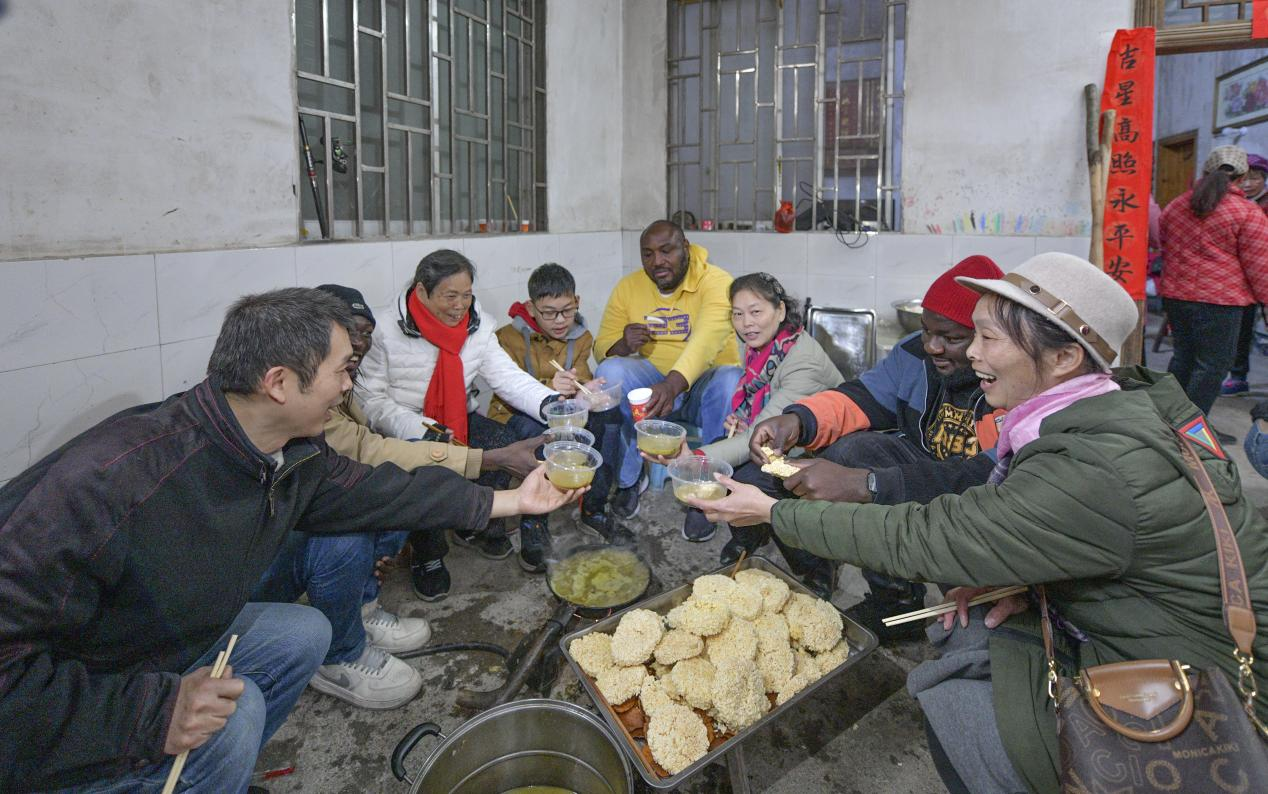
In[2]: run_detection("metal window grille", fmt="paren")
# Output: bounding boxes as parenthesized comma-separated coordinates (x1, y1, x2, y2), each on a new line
(667, 0, 905, 232)
(1164, 0, 1255, 26)
(296, 0, 546, 239)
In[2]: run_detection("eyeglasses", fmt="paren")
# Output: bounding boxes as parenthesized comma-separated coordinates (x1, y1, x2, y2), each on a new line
(532, 303, 578, 321)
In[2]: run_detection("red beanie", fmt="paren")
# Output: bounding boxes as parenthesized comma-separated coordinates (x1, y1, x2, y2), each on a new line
(921, 255, 1003, 328)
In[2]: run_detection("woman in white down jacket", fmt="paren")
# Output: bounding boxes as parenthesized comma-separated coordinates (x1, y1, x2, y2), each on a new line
(358, 249, 562, 599)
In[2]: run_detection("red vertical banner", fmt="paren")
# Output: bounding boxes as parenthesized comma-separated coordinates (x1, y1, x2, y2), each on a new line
(1099, 28, 1155, 301)
(1255, 0, 1268, 39)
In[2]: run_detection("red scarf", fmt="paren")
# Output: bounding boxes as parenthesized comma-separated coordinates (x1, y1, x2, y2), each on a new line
(730, 326, 800, 420)
(507, 301, 542, 333)
(407, 290, 470, 443)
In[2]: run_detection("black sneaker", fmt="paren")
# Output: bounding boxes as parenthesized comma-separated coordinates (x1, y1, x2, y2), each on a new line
(518, 518, 551, 573)
(412, 558, 451, 602)
(682, 508, 716, 542)
(580, 506, 635, 545)
(611, 469, 649, 520)
(719, 536, 761, 566)
(454, 527, 514, 560)
(843, 591, 927, 644)
(801, 563, 839, 603)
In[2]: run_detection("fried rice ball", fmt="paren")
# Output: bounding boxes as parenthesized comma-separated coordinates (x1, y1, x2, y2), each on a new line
(692, 574, 737, 601)
(725, 581, 765, 621)
(775, 668, 818, 705)
(734, 568, 791, 614)
(596, 664, 647, 704)
(569, 632, 616, 678)
(669, 656, 716, 710)
(753, 613, 790, 652)
(756, 643, 795, 694)
(646, 702, 709, 775)
(814, 639, 850, 674)
(784, 593, 843, 653)
(709, 658, 770, 732)
(666, 596, 731, 637)
(639, 674, 681, 720)
(611, 608, 665, 666)
(705, 617, 758, 664)
(654, 628, 704, 666)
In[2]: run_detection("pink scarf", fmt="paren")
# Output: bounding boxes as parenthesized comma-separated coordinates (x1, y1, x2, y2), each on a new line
(730, 327, 800, 420)
(996, 373, 1120, 458)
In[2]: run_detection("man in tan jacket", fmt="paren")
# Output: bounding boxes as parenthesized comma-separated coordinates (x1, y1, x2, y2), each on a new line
(254, 285, 540, 711)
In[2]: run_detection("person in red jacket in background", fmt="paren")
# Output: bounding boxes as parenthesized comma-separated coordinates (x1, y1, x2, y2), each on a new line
(1160, 145, 1268, 429)
(1220, 152, 1268, 396)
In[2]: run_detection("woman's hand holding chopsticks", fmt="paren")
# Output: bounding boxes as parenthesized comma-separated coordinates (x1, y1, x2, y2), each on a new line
(940, 586, 1030, 631)
(163, 664, 244, 756)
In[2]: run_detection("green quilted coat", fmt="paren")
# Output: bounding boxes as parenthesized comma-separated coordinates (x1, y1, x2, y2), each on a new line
(772, 368, 1268, 793)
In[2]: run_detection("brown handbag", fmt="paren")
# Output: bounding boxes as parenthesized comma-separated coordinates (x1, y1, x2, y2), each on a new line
(1042, 429, 1268, 793)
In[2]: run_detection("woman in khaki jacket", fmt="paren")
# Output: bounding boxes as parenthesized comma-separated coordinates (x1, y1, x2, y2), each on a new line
(644, 272, 842, 592)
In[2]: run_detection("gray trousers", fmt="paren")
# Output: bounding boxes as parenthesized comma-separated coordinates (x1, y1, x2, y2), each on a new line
(907, 606, 1028, 794)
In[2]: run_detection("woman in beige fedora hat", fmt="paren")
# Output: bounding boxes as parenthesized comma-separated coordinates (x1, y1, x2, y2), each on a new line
(685, 252, 1268, 794)
(1160, 144, 1268, 422)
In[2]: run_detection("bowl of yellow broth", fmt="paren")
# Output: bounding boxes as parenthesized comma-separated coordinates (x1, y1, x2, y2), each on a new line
(667, 455, 733, 504)
(634, 419, 686, 457)
(543, 441, 602, 490)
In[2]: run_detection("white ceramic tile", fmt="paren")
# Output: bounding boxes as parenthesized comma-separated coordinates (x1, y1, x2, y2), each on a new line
(1034, 236, 1094, 260)
(807, 232, 880, 277)
(872, 234, 955, 280)
(474, 283, 524, 326)
(687, 231, 744, 274)
(875, 276, 936, 315)
(0, 347, 164, 480)
(390, 238, 466, 291)
(556, 232, 623, 276)
(155, 247, 296, 344)
(620, 231, 641, 274)
(739, 233, 808, 277)
(0, 254, 158, 372)
(951, 235, 1037, 273)
(463, 234, 539, 289)
(804, 275, 877, 311)
(160, 335, 217, 397)
(294, 241, 396, 308)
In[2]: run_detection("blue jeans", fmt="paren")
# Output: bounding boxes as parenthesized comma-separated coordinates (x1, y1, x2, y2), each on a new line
(59, 603, 331, 794)
(252, 530, 409, 665)
(592, 358, 742, 488)
(1246, 420, 1268, 479)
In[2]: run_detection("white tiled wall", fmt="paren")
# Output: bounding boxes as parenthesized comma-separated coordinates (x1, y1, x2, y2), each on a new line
(0, 230, 1087, 484)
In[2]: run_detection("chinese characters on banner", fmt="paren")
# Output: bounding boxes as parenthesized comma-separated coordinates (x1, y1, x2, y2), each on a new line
(1099, 28, 1155, 301)
(1255, 0, 1268, 39)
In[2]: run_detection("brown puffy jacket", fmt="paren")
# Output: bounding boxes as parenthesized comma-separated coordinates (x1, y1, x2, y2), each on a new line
(488, 315, 594, 424)
(325, 392, 483, 478)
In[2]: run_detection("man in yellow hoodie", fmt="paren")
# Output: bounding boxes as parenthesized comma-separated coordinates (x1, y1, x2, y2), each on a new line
(594, 219, 741, 520)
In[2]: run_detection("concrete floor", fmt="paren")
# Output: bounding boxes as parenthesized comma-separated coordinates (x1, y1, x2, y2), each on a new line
(255, 314, 1268, 793)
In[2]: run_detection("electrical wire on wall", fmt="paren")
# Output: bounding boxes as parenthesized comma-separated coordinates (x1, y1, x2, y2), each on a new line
(794, 181, 872, 249)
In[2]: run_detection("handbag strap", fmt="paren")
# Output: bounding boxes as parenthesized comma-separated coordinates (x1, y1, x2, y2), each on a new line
(1039, 426, 1260, 706)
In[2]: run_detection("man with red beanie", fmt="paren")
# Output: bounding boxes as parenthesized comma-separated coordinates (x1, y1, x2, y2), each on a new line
(742, 255, 1007, 639)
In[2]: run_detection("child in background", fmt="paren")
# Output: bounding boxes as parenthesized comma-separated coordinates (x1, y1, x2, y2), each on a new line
(491, 264, 624, 571)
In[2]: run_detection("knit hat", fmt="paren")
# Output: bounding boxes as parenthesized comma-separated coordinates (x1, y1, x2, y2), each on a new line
(1203, 145, 1249, 177)
(1247, 153, 1268, 176)
(921, 255, 1005, 329)
(316, 283, 376, 327)
(956, 252, 1137, 370)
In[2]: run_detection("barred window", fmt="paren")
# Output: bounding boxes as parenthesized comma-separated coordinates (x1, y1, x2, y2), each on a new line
(296, 0, 546, 238)
(667, 0, 905, 232)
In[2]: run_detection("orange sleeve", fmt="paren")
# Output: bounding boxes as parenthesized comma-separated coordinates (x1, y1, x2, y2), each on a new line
(797, 391, 871, 450)
(975, 409, 1006, 453)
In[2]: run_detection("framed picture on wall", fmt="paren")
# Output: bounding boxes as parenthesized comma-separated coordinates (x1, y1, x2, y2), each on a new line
(1214, 55, 1268, 132)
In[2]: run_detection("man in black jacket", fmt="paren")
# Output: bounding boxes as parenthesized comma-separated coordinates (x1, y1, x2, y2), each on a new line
(0, 288, 579, 792)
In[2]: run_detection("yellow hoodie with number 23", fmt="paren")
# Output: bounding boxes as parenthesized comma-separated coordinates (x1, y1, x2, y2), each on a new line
(595, 243, 740, 385)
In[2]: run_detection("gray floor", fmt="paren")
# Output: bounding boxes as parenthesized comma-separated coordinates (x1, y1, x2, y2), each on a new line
(255, 316, 1268, 793)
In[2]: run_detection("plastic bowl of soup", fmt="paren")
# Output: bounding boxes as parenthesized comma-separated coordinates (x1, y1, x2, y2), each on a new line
(634, 419, 687, 457)
(580, 380, 623, 413)
(543, 425, 595, 447)
(668, 455, 733, 504)
(544, 441, 602, 490)
(544, 399, 589, 429)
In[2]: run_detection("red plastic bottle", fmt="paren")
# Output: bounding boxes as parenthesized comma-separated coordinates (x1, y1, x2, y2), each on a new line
(773, 200, 795, 233)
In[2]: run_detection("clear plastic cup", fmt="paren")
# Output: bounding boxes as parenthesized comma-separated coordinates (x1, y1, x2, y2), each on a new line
(635, 419, 687, 457)
(544, 398, 589, 429)
(543, 425, 595, 447)
(543, 441, 602, 490)
(581, 380, 623, 413)
(668, 455, 733, 503)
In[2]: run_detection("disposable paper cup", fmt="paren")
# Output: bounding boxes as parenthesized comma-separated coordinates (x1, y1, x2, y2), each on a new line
(627, 387, 653, 422)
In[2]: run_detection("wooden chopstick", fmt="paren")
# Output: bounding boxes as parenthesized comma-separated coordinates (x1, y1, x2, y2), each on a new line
(162, 634, 239, 794)
(730, 549, 748, 578)
(422, 419, 466, 447)
(549, 359, 594, 396)
(880, 586, 1028, 627)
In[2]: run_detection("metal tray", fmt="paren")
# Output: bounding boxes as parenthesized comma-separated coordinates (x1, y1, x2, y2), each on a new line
(558, 556, 878, 790)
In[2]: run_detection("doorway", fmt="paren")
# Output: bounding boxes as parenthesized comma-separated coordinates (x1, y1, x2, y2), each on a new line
(1155, 130, 1197, 209)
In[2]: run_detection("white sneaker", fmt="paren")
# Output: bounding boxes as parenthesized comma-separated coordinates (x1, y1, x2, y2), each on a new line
(361, 599, 431, 653)
(309, 645, 422, 710)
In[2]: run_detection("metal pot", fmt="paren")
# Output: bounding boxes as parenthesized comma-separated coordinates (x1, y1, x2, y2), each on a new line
(391, 698, 634, 794)
(892, 298, 924, 333)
